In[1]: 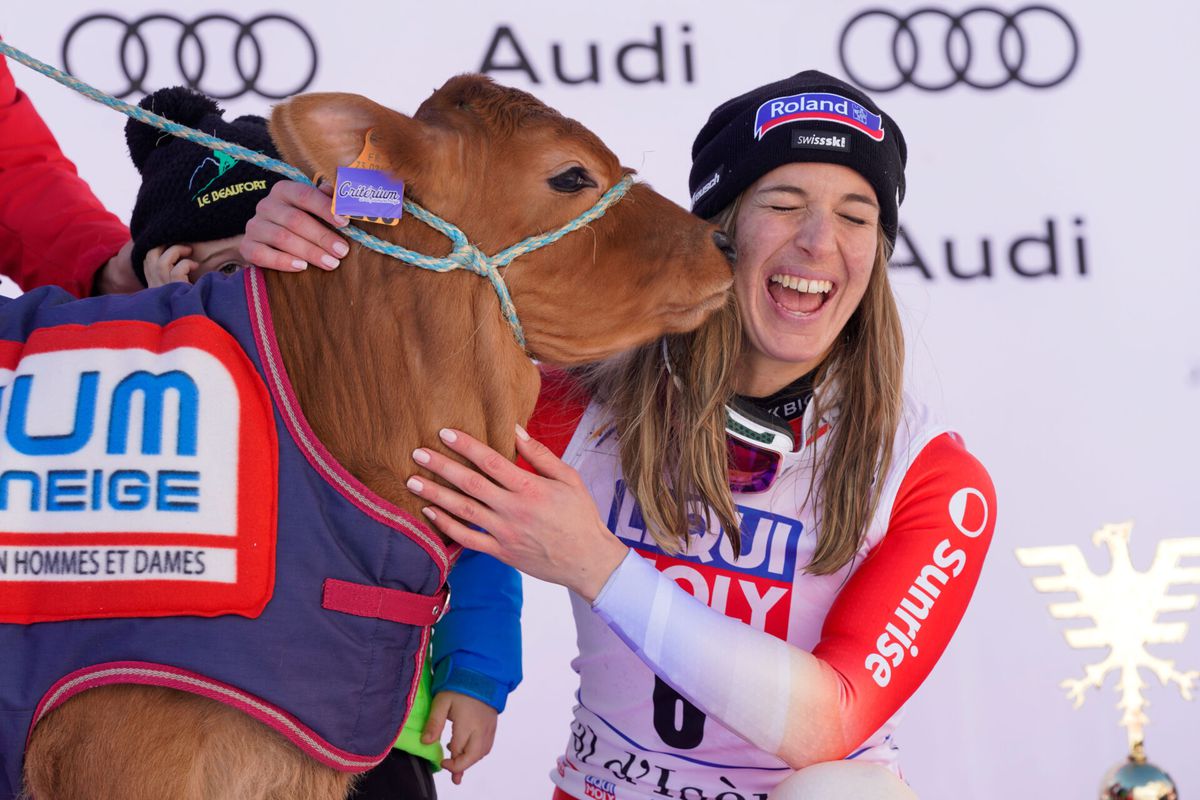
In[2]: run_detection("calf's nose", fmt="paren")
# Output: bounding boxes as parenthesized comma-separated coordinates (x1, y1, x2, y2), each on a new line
(712, 230, 737, 265)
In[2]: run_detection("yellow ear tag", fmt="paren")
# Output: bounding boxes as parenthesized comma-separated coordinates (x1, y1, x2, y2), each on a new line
(329, 129, 402, 227)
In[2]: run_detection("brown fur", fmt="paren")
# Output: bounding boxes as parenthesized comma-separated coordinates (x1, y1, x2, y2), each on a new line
(23, 75, 732, 799)
(25, 686, 352, 800)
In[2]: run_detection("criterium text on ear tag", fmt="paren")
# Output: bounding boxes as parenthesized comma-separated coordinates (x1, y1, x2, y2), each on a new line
(332, 128, 402, 226)
(332, 166, 405, 224)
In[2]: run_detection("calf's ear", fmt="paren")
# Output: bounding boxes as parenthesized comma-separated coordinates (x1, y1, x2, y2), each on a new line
(269, 93, 436, 184)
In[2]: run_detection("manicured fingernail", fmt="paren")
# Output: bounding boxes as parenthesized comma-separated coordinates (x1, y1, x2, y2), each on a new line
(333, 215, 350, 227)
(320, 255, 340, 269)
(332, 241, 350, 257)
(439, 428, 458, 444)
(406, 477, 424, 492)
(422, 507, 437, 521)
(412, 448, 431, 465)
(515, 424, 530, 442)
(291, 260, 307, 271)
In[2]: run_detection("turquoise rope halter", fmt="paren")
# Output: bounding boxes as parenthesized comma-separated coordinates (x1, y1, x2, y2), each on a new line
(0, 40, 637, 348)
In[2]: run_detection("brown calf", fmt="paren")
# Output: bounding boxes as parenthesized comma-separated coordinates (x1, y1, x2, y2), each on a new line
(22, 76, 732, 800)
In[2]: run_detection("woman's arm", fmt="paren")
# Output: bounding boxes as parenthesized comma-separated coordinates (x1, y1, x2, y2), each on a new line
(406, 429, 995, 768)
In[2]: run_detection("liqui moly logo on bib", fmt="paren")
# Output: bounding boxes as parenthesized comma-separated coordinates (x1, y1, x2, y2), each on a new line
(0, 319, 277, 624)
(584, 776, 617, 800)
(754, 91, 884, 141)
(606, 479, 803, 639)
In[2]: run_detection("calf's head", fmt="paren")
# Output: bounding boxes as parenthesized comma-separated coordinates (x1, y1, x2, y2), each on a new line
(270, 75, 733, 364)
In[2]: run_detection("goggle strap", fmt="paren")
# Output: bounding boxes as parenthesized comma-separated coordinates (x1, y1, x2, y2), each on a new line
(725, 401, 794, 456)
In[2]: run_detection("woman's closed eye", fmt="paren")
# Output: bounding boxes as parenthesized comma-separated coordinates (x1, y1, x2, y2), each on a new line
(761, 198, 805, 213)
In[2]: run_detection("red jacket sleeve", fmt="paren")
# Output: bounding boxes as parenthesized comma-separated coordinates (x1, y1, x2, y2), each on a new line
(591, 430, 996, 765)
(812, 431, 996, 747)
(0, 55, 129, 297)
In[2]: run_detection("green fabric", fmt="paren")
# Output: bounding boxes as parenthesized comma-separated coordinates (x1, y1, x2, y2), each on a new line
(393, 656, 444, 770)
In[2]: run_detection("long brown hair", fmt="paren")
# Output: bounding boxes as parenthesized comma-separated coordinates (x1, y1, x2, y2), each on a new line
(579, 203, 904, 574)
(577, 293, 743, 555)
(804, 232, 904, 574)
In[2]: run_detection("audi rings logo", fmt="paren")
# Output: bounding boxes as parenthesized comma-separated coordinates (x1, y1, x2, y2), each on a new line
(838, 6, 1079, 92)
(62, 13, 318, 100)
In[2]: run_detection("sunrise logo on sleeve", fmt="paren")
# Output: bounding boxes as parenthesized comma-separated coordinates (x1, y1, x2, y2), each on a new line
(0, 317, 277, 623)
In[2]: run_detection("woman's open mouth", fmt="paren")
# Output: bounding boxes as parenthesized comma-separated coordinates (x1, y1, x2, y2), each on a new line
(767, 274, 834, 315)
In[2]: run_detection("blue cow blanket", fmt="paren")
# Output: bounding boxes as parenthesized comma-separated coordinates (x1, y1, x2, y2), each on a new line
(0, 268, 452, 798)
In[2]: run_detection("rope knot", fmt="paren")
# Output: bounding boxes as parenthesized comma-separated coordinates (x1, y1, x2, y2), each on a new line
(449, 242, 491, 276)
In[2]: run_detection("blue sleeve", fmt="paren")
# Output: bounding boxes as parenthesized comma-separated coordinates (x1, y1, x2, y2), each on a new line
(430, 549, 523, 712)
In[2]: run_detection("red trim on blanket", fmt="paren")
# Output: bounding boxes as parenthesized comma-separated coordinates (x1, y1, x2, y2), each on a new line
(243, 268, 454, 582)
(29, 661, 393, 772)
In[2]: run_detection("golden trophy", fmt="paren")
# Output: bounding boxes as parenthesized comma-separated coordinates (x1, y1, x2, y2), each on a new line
(1016, 522, 1200, 799)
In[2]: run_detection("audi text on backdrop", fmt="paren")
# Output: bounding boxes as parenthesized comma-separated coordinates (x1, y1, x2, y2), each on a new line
(479, 24, 695, 85)
(892, 218, 1088, 280)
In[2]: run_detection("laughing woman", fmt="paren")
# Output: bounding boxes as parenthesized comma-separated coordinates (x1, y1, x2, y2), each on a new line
(401, 71, 994, 800)
(244, 70, 995, 799)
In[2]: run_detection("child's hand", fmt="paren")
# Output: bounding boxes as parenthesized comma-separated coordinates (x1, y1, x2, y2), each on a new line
(421, 691, 498, 785)
(143, 244, 198, 287)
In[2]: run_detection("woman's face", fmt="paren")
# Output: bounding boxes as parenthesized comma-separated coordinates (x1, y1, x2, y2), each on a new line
(731, 162, 880, 395)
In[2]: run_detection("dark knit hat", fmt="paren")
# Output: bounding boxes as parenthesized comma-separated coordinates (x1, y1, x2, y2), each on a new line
(689, 70, 907, 244)
(126, 87, 283, 285)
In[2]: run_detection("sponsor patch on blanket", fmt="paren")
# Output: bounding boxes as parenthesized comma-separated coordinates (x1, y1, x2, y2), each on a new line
(0, 317, 277, 623)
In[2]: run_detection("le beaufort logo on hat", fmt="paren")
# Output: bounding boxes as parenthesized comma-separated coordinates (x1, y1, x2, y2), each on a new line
(753, 92, 884, 143)
(188, 151, 268, 210)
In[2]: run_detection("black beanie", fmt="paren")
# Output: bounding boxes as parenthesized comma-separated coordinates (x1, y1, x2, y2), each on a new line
(689, 70, 907, 245)
(126, 87, 283, 285)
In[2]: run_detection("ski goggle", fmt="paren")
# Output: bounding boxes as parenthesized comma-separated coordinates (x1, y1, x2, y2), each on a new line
(661, 339, 800, 494)
(725, 398, 797, 494)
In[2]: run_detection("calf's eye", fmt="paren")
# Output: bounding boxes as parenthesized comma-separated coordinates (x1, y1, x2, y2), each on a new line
(548, 166, 597, 193)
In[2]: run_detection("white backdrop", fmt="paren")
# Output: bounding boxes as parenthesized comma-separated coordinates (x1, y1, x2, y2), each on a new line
(4, 2, 1200, 797)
